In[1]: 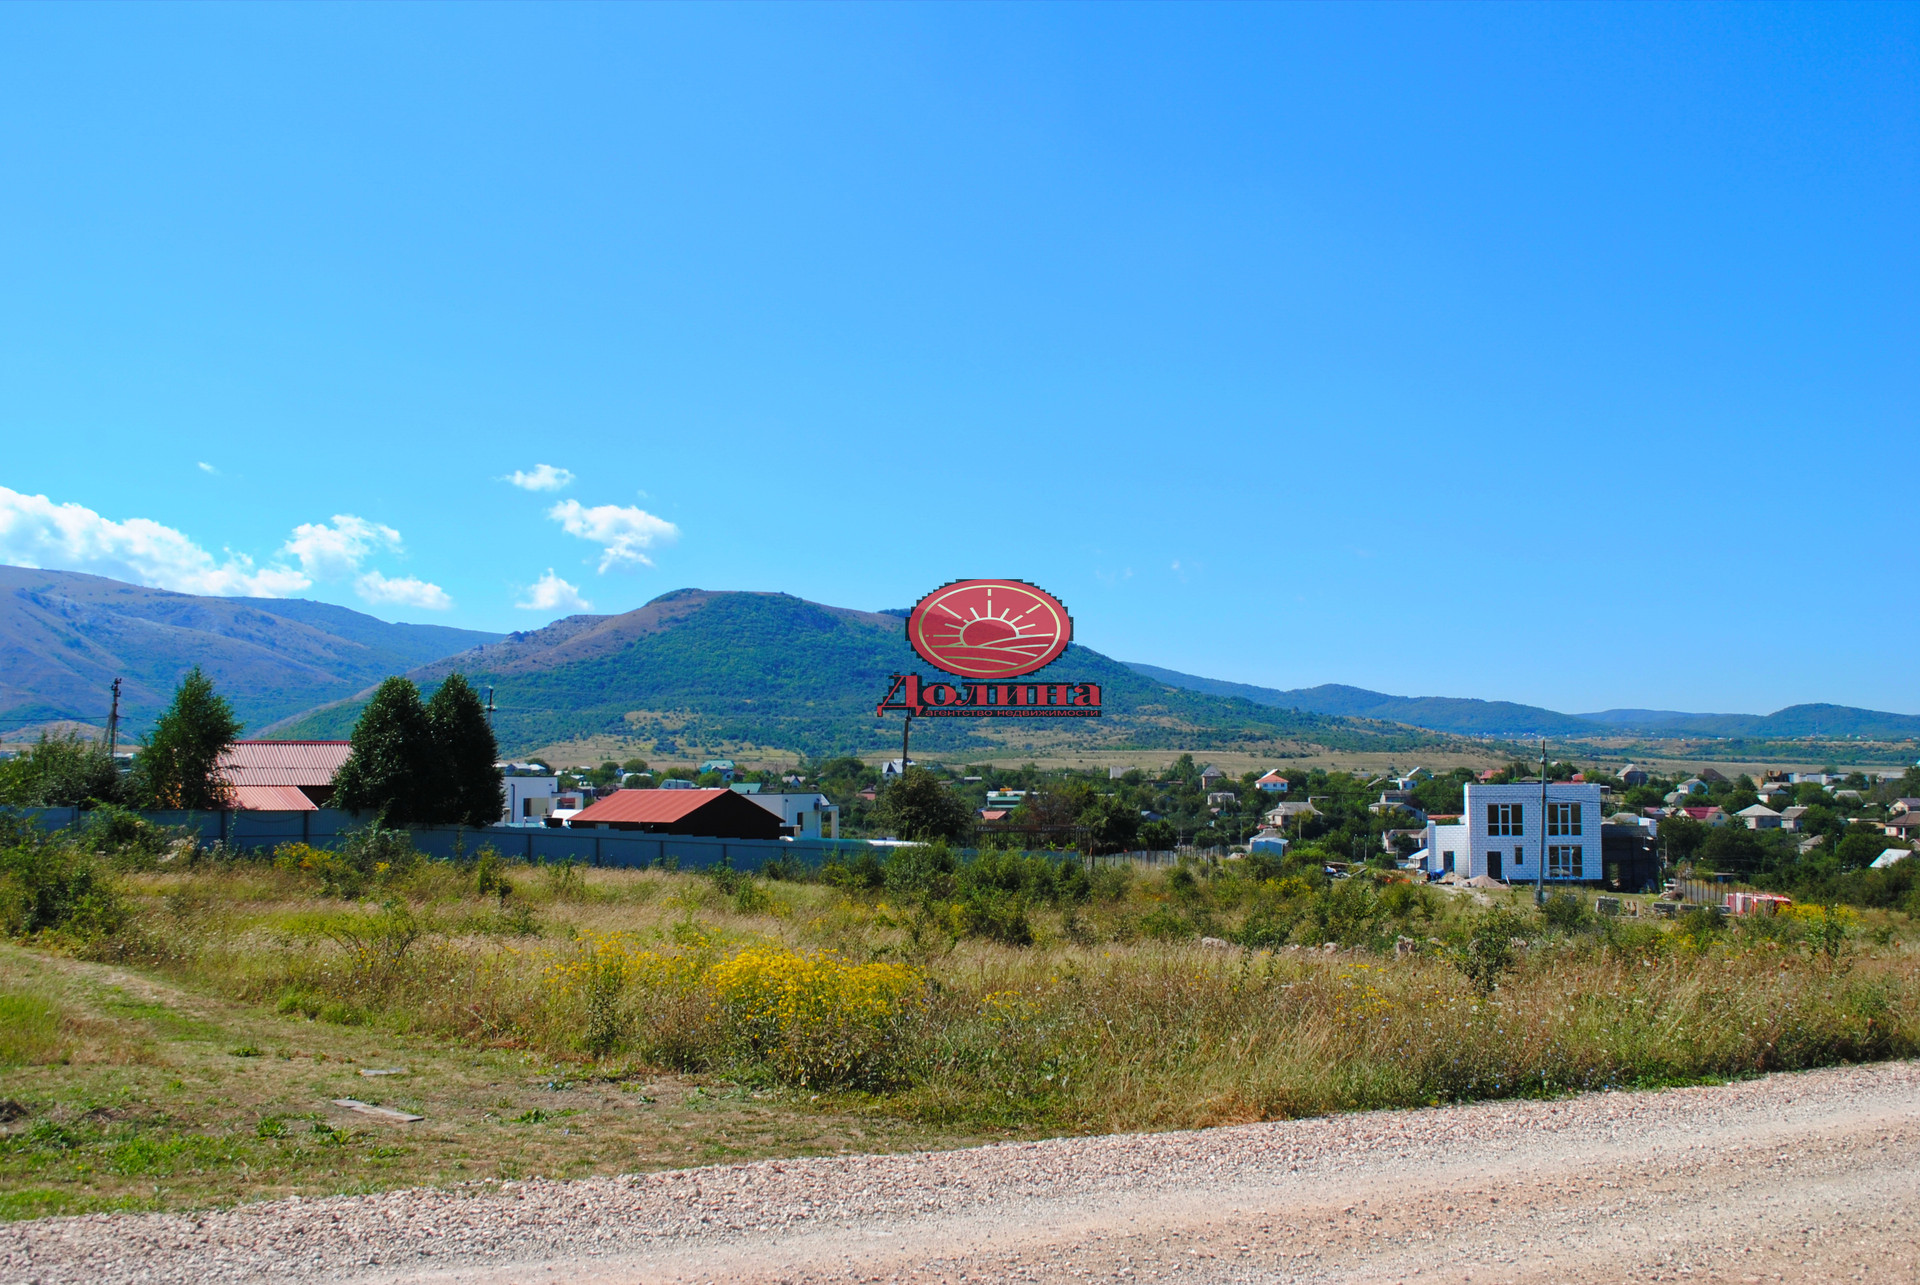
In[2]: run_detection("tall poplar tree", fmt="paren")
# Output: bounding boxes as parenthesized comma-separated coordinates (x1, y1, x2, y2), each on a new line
(128, 667, 240, 810)
(426, 673, 503, 828)
(332, 677, 437, 824)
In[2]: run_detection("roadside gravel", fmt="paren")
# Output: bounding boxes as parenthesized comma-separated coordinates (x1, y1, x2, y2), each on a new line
(6, 1060, 1917, 1284)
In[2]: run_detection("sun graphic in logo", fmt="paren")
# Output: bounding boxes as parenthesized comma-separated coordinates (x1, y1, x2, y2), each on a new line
(906, 579, 1073, 679)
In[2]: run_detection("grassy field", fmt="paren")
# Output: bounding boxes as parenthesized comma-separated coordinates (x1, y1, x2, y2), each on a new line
(3, 819, 1916, 1221)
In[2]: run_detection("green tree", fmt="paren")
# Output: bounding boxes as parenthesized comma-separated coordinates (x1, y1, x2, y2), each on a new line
(333, 677, 437, 824)
(1137, 818, 1176, 850)
(1078, 794, 1141, 855)
(1834, 827, 1894, 871)
(127, 667, 240, 810)
(876, 767, 973, 842)
(426, 673, 503, 828)
(0, 732, 122, 808)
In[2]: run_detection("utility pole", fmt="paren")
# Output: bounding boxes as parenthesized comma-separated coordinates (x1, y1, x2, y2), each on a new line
(106, 678, 121, 759)
(484, 686, 496, 730)
(1537, 737, 1547, 906)
(899, 714, 912, 783)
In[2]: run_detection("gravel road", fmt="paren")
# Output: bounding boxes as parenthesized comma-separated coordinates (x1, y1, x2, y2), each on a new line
(6, 1060, 1917, 1285)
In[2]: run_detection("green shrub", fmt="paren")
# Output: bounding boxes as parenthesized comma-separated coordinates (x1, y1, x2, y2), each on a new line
(0, 838, 125, 941)
(1540, 891, 1591, 933)
(473, 850, 513, 900)
(959, 891, 1034, 946)
(1450, 907, 1529, 994)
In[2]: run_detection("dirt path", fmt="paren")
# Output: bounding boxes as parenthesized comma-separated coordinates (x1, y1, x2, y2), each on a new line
(6, 1061, 1917, 1285)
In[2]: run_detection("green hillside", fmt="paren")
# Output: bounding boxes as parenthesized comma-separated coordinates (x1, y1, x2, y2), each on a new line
(275, 589, 1453, 760)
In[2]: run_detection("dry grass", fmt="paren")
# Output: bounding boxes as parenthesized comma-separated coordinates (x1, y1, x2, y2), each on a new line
(4, 845, 1916, 1220)
(97, 859, 1920, 1122)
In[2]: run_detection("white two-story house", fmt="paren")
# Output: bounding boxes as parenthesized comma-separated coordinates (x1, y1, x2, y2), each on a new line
(1423, 781, 1603, 883)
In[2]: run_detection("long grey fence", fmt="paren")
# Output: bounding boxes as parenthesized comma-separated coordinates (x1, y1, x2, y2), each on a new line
(9, 806, 883, 874)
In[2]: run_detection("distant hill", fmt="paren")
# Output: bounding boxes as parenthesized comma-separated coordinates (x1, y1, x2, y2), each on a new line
(1124, 665, 1599, 737)
(272, 589, 1453, 760)
(1127, 663, 1920, 742)
(0, 565, 501, 737)
(1577, 704, 1920, 740)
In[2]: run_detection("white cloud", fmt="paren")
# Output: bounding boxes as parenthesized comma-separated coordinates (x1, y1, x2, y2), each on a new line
(516, 569, 592, 612)
(281, 514, 402, 579)
(0, 485, 311, 597)
(356, 570, 453, 611)
(197, 461, 220, 475)
(547, 499, 678, 572)
(504, 463, 575, 492)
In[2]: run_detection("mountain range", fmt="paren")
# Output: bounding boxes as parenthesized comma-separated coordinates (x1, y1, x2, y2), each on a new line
(1123, 663, 1920, 742)
(266, 589, 1447, 759)
(5, 564, 1913, 759)
(0, 566, 501, 736)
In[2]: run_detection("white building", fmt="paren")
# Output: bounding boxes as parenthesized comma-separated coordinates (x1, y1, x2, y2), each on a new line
(1423, 782, 1604, 883)
(500, 773, 560, 825)
(744, 792, 842, 840)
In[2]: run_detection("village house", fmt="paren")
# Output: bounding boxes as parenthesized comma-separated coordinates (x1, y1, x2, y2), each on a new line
(567, 787, 782, 839)
(1423, 781, 1604, 883)
(1883, 812, 1920, 842)
(740, 791, 840, 839)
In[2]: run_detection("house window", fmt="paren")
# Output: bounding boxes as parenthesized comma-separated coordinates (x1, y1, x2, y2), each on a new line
(1548, 801, 1582, 837)
(1443, 851, 1455, 873)
(1487, 803, 1523, 836)
(1549, 845, 1580, 878)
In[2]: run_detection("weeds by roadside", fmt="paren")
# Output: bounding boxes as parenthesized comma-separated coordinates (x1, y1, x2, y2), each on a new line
(2, 818, 1916, 1144)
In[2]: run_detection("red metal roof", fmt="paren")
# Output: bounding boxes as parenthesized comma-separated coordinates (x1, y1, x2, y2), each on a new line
(571, 788, 732, 825)
(217, 740, 353, 787)
(229, 783, 319, 812)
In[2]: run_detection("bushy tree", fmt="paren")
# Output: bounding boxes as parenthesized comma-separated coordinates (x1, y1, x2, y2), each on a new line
(1137, 818, 1176, 850)
(127, 667, 240, 810)
(426, 673, 503, 828)
(1078, 794, 1140, 855)
(333, 677, 438, 824)
(0, 732, 122, 808)
(875, 767, 973, 842)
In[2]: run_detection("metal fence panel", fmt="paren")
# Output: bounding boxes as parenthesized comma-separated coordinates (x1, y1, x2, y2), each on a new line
(4, 806, 890, 873)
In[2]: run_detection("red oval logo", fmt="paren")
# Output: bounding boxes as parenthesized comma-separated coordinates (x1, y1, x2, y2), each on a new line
(906, 579, 1073, 679)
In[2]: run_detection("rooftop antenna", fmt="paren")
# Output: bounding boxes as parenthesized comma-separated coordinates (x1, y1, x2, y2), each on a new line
(106, 677, 122, 758)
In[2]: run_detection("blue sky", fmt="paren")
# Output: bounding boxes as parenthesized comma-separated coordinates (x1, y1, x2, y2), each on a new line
(0, 3, 1913, 715)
